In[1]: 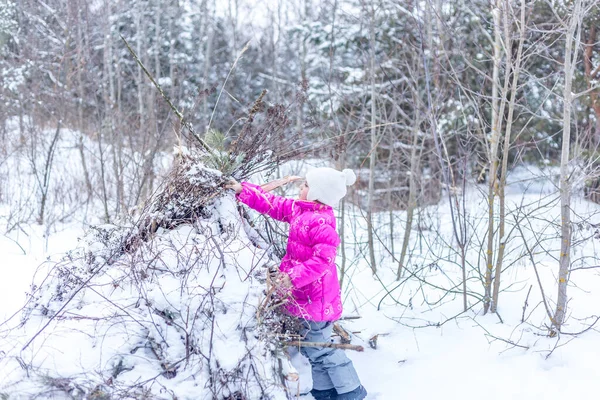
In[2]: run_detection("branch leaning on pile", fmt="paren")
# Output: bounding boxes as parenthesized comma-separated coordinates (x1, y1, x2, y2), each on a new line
(284, 341, 364, 352)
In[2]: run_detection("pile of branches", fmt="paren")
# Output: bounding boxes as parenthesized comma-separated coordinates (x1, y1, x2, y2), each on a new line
(6, 190, 304, 399)
(0, 83, 316, 398)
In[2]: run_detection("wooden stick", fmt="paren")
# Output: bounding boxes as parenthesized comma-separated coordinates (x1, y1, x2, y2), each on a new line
(333, 323, 352, 344)
(261, 176, 302, 192)
(284, 341, 364, 352)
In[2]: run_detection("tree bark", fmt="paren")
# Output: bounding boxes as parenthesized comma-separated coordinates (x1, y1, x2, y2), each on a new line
(152, 0, 161, 127)
(202, 0, 215, 132)
(135, 1, 145, 130)
(484, 2, 503, 314)
(398, 105, 420, 280)
(554, 0, 584, 333)
(37, 122, 61, 225)
(583, 25, 600, 149)
(366, 0, 377, 275)
(491, 0, 526, 314)
(75, 2, 93, 199)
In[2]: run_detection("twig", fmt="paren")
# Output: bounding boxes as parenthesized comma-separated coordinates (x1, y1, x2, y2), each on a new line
(120, 35, 215, 155)
(333, 323, 352, 344)
(521, 285, 533, 323)
(1, 234, 26, 255)
(339, 315, 361, 320)
(469, 317, 530, 351)
(232, 88, 267, 149)
(206, 41, 251, 136)
(514, 213, 556, 327)
(20, 251, 123, 351)
(487, 333, 530, 350)
(543, 336, 577, 360)
(559, 315, 600, 336)
(569, 265, 600, 272)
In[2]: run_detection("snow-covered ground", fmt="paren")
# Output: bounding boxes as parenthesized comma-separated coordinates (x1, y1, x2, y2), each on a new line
(2, 122, 600, 399)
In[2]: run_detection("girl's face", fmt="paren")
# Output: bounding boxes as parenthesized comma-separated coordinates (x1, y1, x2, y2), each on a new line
(298, 180, 310, 200)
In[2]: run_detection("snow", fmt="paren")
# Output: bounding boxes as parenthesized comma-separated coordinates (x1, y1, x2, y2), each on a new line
(0, 202, 284, 398)
(2, 123, 600, 399)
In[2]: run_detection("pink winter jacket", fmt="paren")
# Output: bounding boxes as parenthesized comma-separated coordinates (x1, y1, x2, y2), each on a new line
(237, 182, 343, 321)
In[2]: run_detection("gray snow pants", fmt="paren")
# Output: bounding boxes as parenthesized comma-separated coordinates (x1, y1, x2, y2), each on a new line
(299, 320, 361, 394)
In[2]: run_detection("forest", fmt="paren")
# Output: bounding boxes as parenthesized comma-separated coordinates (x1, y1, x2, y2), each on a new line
(1, 0, 600, 399)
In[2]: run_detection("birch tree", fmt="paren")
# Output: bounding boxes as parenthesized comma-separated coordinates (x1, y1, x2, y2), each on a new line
(553, 0, 590, 333)
(583, 19, 600, 147)
(484, 0, 503, 315)
(366, 0, 378, 275)
(397, 98, 421, 280)
(74, 0, 93, 199)
(491, 0, 527, 314)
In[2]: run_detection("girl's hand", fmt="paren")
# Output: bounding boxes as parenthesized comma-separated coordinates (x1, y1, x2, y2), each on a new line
(225, 179, 243, 194)
(269, 270, 292, 292)
(276, 273, 292, 289)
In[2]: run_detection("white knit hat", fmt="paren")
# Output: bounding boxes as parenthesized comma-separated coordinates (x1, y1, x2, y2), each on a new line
(306, 167, 357, 207)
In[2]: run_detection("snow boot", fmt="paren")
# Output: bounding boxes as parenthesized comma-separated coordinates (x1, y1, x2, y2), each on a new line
(310, 388, 338, 400)
(336, 385, 367, 400)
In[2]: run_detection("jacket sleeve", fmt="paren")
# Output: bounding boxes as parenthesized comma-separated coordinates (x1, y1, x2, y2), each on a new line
(236, 182, 295, 223)
(287, 223, 340, 289)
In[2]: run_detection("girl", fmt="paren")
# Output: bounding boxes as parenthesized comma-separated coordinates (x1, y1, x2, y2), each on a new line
(228, 167, 367, 400)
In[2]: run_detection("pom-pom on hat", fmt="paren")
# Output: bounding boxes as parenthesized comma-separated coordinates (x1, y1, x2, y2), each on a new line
(305, 167, 356, 207)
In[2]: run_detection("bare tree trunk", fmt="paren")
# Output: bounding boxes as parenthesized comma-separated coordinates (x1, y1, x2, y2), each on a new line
(75, 2, 93, 199)
(420, 0, 466, 310)
(152, 0, 161, 125)
(202, 1, 215, 132)
(366, 0, 377, 275)
(77, 135, 93, 199)
(37, 122, 61, 225)
(337, 133, 348, 289)
(228, 0, 238, 52)
(269, 2, 282, 103)
(387, 143, 395, 258)
(296, 0, 309, 138)
(491, 0, 526, 314)
(75, 1, 85, 132)
(484, 2, 503, 314)
(107, 0, 116, 109)
(398, 105, 420, 280)
(97, 129, 111, 223)
(116, 21, 123, 119)
(139, 0, 163, 204)
(18, 93, 25, 143)
(554, 0, 585, 333)
(135, 1, 145, 129)
(104, 1, 124, 214)
(168, 8, 176, 101)
(326, 0, 348, 289)
(583, 25, 600, 151)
